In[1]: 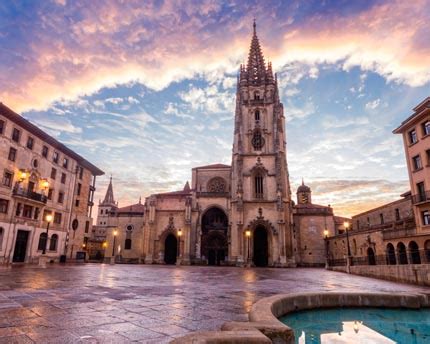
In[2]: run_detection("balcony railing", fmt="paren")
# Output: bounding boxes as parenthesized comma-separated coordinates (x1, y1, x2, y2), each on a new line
(13, 187, 48, 204)
(196, 192, 230, 198)
(412, 191, 430, 204)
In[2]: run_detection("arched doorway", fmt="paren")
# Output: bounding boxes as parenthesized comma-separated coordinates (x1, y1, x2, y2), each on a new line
(409, 241, 421, 264)
(201, 207, 228, 266)
(253, 226, 268, 267)
(386, 243, 396, 265)
(367, 247, 376, 265)
(397, 242, 408, 265)
(164, 234, 177, 265)
(425, 240, 430, 263)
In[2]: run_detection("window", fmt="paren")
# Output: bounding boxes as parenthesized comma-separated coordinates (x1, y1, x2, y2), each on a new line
(12, 128, 20, 142)
(2, 171, 13, 187)
(255, 110, 260, 121)
(395, 208, 400, 221)
(409, 129, 417, 144)
(8, 147, 17, 161)
(77, 183, 82, 196)
(49, 234, 58, 251)
(0, 227, 3, 251)
(61, 173, 66, 184)
(63, 158, 68, 169)
(53, 151, 59, 164)
(54, 212, 62, 224)
(34, 207, 40, 220)
(125, 239, 132, 250)
(356, 220, 360, 230)
(78, 166, 83, 179)
(417, 182, 426, 202)
(426, 150, 430, 166)
(23, 205, 33, 218)
(37, 233, 47, 251)
(423, 210, 430, 226)
(32, 159, 38, 168)
(26, 137, 34, 150)
(58, 192, 64, 204)
(51, 168, 57, 180)
(47, 188, 53, 200)
(85, 221, 90, 233)
(75, 199, 80, 207)
(422, 121, 430, 136)
(0, 199, 9, 214)
(255, 174, 264, 199)
(126, 225, 134, 231)
(380, 213, 384, 224)
(412, 155, 422, 171)
(0, 120, 4, 135)
(254, 91, 260, 100)
(252, 130, 264, 150)
(42, 145, 48, 158)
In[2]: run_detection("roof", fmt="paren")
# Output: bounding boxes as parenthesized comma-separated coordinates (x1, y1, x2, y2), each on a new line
(393, 97, 430, 134)
(297, 179, 311, 193)
(154, 181, 193, 197)
(192, 163, 231, 170)
(0, 102, 104, 176)
(101, 176, 116, 205)
(117, 202, 145, 214)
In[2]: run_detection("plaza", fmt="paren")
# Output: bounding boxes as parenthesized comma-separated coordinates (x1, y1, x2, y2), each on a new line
(0, 264, 428, 343)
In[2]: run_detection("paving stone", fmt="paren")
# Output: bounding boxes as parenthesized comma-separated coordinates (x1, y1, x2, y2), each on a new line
(0, 264, 428, 342)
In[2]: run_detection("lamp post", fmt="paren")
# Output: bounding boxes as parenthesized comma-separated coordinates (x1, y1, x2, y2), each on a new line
(112, 230, 117, 257)
(344, 221, 352, 272)
(42, 214, 53, 255)
(177, 228, 182, 265)
(245, 229, 251, 266)
(323, 228, 329, 268)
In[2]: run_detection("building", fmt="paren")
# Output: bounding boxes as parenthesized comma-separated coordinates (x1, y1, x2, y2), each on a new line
(326, 98, 430, 282)
(0, 103, 104, 264)
(102, 23, 345, 267)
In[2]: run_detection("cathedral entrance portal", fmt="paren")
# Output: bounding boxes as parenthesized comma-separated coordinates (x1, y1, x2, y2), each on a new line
(253, 226, 268, 267)
(164, 234, 177, 265)
(201, 207, 228, 266)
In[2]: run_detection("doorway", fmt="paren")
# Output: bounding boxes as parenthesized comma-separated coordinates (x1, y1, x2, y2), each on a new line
(164, 234, 177, 265)
(253, 226, 268, 267)
(13, 230, 29, 263)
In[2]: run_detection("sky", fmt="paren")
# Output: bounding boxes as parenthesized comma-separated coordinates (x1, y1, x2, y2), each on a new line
(1, 0, 430, 217)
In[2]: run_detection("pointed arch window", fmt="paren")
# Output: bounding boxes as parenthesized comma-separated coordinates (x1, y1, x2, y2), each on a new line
(252, 130, 264, 150)
(255, 174, 264, 199)
(254, 91, 260, 100)
(255, 110, 260, 121)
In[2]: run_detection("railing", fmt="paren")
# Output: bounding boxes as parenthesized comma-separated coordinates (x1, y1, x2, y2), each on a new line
(328, 249, 430, 267)
(382, 226, 416, 240)
(412, 191, 430, 204)
(249, 99, 265, 106)
(13, 187, 48, 204)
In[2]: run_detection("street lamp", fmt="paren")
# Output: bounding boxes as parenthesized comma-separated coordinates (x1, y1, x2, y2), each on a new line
(42, 213, 53, 254)
(344, 221, 351, 257)
(112, 230, 118, 257)
(177, 228, 182, 259)
(245, 229, 251, 264)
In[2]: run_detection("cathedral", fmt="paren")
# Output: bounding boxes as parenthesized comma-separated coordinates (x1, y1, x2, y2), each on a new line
(98, 23, 347, 267)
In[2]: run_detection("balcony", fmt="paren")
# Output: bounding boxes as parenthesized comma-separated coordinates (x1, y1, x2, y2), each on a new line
(13, 187, 48, 204)
(382, 218, 416, 240)
(412, 191, 430, 204)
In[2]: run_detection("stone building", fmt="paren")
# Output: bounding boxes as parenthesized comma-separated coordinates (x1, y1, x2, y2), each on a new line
(327, 97, 430, 269)
(0, 103, 103, 264)
(102, 24, 345, 267)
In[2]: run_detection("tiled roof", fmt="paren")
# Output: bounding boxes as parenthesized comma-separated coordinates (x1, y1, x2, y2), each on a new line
(0, 102, 104, 176)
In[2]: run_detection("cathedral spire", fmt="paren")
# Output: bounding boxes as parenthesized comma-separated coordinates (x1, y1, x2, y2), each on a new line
(102, 176, 115, 205)
(246, 20, 266, 84)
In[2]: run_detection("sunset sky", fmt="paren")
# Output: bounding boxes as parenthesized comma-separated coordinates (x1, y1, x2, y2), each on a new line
(1, 0, 430, 217)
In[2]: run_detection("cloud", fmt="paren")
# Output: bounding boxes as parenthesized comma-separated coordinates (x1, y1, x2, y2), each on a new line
(1, 1, 428, 113)
(365, 99, 380, 110)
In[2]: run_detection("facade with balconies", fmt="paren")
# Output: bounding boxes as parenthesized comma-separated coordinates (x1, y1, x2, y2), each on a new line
(0, 103, 103, 264)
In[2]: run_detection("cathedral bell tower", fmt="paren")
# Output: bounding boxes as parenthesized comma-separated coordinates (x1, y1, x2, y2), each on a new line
(230, 22, 294, 267)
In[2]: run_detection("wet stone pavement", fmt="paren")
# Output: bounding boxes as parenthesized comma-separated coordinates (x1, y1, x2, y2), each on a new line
(0, 264, 428, 343)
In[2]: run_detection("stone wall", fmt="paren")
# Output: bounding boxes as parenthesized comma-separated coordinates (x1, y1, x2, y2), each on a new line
(329, 264, 430, 286)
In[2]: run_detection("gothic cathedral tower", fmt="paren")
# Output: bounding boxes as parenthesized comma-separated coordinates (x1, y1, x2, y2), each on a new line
(230, 22, 294, 267)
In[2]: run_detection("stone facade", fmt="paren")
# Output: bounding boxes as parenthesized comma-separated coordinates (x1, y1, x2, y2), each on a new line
(327, 97, 430, 270)
(102, 24, 344, 267)
(0, 103, 103, 264)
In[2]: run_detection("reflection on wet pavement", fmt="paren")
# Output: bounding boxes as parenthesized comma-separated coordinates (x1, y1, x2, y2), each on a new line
(0, 264, 427, 343)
